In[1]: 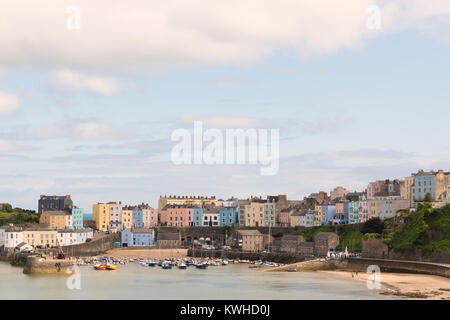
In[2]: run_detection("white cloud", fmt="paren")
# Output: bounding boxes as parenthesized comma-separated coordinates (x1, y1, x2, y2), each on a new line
(180, 114, 271, 128)
(15, 121, 127, 142)
(71, 122, 126, 141)
(0, 91, 20, 114)
(0, 139, 21, 153)
(0, 1, 448, 71)
(50, 69, 119, 95)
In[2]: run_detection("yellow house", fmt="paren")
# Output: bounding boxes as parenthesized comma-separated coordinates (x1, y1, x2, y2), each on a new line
(92, 203, 110, 231)
(244, 202, 265, 227)
(39, 210, 72, 229)
(368, 200, 379, 219)
(121, 208, 133, 230)
(314, 205, 323, 226)
(23, 229, 58, 248)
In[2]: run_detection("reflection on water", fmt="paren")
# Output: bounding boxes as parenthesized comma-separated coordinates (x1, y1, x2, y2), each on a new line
(0, 262, 396, 300)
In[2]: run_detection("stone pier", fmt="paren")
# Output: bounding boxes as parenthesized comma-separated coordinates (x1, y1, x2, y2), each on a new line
(23, 256, 77, 275)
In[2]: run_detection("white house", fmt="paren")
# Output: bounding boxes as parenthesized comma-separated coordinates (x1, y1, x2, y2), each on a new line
(15, 242, 33, 252)
(0, 226, 7, 246)
(57, 229, 78, 246)
(202, 211, 220, 226)
(4, 227, 24, 248)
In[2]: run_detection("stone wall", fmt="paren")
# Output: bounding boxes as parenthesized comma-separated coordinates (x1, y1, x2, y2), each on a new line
(362, 239, 450, 264)
(23, 256, 76, 275)
(187, 249, 308, 264)
(347, 257, 450, 278)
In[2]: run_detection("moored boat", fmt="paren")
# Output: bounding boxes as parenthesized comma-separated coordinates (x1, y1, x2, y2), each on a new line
(94, 264, 106, 270)
(105, 264, 117, 270)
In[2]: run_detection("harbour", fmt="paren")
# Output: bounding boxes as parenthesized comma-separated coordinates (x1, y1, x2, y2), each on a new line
(0, 261, 395, 300)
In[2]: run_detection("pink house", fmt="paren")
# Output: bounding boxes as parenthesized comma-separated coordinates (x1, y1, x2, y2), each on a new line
(143, 207, 158, 227)
(278, 208, 292, 227)
(166, 205, 194, 227)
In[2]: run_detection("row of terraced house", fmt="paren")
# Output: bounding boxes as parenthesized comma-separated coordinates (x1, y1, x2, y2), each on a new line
(88, 169, 450, 232)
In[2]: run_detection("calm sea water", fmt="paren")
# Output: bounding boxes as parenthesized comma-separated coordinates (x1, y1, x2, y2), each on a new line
(0, 262, 396, 300)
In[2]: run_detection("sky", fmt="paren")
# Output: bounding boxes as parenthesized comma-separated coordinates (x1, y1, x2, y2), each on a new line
(1, 0, 450, 212)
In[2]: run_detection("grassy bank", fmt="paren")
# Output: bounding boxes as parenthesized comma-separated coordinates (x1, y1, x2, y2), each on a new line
(0, 208, 39, 226)
(296, 204, 450, 255)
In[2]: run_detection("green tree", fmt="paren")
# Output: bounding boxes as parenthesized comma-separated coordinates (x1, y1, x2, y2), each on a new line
(424, 192, 433, 203)
(362, 217, 384, 234)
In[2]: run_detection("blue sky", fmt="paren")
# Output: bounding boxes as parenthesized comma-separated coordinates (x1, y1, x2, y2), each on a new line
(1, 1, 450, 211)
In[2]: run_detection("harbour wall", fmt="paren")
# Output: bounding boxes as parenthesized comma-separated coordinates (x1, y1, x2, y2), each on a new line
(187, 249, 308, 264)
(44, 233, 121, 257)
(362, 239, 450, 264)
(23, 256, 76, 275)
(346, 257, 450, 278)
(0, 247, 29, 266)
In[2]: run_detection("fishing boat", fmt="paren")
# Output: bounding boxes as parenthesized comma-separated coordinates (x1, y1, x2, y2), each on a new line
(178, 263, 187, 269)
(222, 260, 229, 265)
(158, 260, 164, 267)
(105, 264, 117, 270)
(148, 262, 156, 267)
(195, 264, 208, 269)
(248, 265, 264, 269)
(94, 264, 106, 270)
(162, 262, 172, 270)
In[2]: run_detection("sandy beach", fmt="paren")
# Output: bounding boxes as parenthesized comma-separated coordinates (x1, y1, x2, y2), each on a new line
(319, 270, 450, 300)
(97, 248, 188, 260)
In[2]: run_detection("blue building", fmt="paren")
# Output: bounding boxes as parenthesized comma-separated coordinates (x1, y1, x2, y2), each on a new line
(193, 207, 203, 226)
(323, 205, 336, 226)
(121, 228, 156, 247)
(414, 172, 435, 201)
(132, 208, 144, 228)
(219, 206, 238, 226)
(71, 207, 84, 230)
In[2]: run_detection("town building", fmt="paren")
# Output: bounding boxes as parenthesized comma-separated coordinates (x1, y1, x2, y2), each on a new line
(330, 187, 349, 202)
(121, 228, 156, 247)
(299, 210, 315, 227)
(333, 202, 348, 225)
(92, 203, 110, 231)
(358, 196, 368, 223)
(234, 230, 263, 252)
(121, 207, 133, 230)
(38, 195, 73, 216)
(290, 211, 301, 227)
(348, 201, 359, 224)
(202, 206, 220, 227)
(264, 202, 276, 227)
(23, 228, 58, 248)
(266, 194, 290, 227)
(193, 206, 203, 226)
(39, 210, 72, 229)
(71, 207, 84, 230)
(279, 235, 305, 254)
(219, 206, 238, 226)
(279, 208, 293, 227)
(298, 242, 314, 257)
(238, 199, 251, 227)
(244, 199, 265, 227)
(3, 226, 23, 248)
(413, 169, 450, 201)
(314, 232, 339, 256)
(158, 195, 218, 223)
(108, 202, 122, 231)
(57, 229, 78, 246)
(163, 204, 195, 227)
(156, 232, 181, 248)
